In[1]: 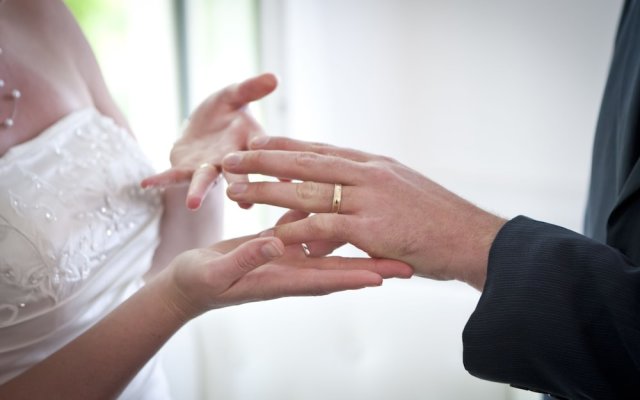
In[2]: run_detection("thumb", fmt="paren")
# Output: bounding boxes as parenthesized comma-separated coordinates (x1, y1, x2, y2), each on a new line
(228, 73, 278, 109)
(213, 237, 284, 283)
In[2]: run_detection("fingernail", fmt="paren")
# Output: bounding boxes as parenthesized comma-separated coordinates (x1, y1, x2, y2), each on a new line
(186, 196, 201, 210)
(261, 241, 283, 258)
(259, 229, 274, 237)
(227, 182, 248, 194)
(251, 136, 269, 148)
(223, 153, 242, 167)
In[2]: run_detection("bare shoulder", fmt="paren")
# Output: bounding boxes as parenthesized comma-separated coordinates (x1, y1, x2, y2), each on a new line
(0, 0, 127, 155)
(3, 0, 91, 60)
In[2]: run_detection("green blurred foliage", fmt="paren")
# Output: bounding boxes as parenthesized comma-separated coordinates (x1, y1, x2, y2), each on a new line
(64, 0, 104, 23)
(64, 0, 128, 44)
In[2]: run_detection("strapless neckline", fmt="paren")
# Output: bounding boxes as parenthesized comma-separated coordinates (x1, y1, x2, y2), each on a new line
(0, 107, 112, 163)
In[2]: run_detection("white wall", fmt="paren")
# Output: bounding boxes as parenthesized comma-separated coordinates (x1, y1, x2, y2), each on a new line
(261, 0, 622, 232)
(203, 0, 624, 398)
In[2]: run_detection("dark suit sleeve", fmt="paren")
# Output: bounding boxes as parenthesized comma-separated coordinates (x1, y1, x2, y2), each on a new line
(462, 216, 640, 399)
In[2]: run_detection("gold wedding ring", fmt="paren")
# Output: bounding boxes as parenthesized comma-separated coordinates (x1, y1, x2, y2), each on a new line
(331, 183, 342, 214)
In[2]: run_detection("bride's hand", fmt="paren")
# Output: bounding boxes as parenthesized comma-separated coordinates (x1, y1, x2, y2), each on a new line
(141, 73, 277, 210)
(160, 210, 413, 318)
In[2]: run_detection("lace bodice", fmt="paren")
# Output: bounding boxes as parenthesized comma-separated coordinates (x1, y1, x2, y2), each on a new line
(0, 108, 168, 399)
(0, 108, 162, 326)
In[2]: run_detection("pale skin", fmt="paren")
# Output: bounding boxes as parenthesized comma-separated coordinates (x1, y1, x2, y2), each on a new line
(1, 210, 411, 399)
(222, 137, 508, 291)
(0, 1, 412, 398)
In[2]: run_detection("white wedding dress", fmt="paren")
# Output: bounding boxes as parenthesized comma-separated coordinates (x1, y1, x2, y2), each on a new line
(0, 108, 171, 399)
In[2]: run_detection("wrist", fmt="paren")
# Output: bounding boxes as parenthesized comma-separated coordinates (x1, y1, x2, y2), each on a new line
(455, 209, 507, 291)
(150, 264, 201, 324)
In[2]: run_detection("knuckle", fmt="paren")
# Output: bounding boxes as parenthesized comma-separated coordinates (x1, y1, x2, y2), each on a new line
(251, 182, 266, 197)
(375, 154, 397, 164)
(294, 152, 319, 167)
(308, 215, 327, 235)
(309, 214, 345, 239)
(310, 141, 331, 152)
(248, 149, 265, 166)
(296, 181, 321, 201)
(365, 161, 394, 181)
(232, 248, 262, 273)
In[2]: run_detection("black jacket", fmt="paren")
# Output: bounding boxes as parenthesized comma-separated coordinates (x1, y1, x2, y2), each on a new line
(462, 1, 640, 399)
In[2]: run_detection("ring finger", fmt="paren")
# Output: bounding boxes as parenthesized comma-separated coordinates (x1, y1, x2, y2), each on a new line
(187, 163, 221, 209)
(227, 181, 354, 214)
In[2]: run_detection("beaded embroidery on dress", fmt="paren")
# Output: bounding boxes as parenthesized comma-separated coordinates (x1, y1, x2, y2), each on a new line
(0, 108, 169, 399)
(0, 108, 162, 325)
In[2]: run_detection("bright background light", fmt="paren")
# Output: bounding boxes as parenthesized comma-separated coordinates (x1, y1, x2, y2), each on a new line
(66, 1, 624, 399)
